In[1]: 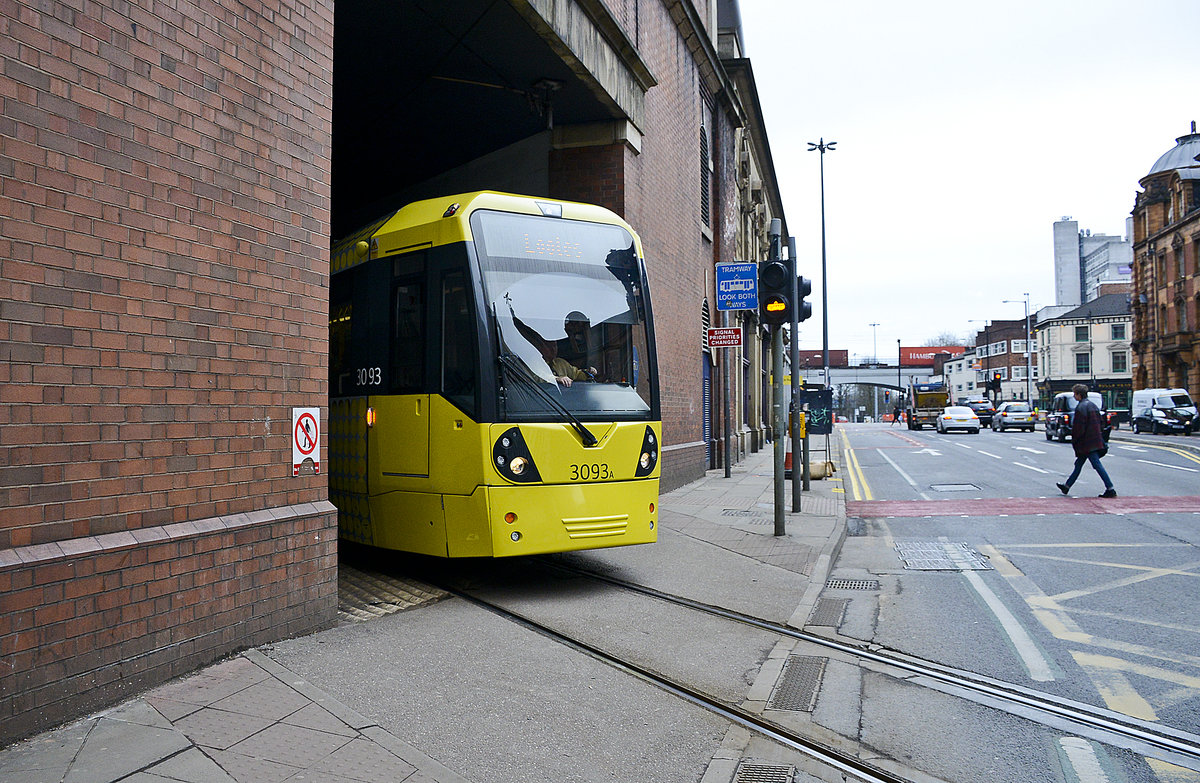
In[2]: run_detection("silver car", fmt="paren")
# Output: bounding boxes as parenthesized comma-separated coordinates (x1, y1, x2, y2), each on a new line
(992, 401, 1035, 432)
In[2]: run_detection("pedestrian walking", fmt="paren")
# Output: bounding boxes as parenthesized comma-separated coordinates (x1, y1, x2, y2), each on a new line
(1056, 384, 1116, 498)
(891, 404, 902, 426)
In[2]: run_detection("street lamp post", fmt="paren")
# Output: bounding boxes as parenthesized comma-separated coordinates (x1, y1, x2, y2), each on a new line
(869, 322, 880, 420)
(1003, 294, 1033, 403)
(968, 320, 991, 402)
(807, 138, 836, 388)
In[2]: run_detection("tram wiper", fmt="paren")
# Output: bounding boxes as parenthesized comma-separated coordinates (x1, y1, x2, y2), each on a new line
(498, 354, 599, 447)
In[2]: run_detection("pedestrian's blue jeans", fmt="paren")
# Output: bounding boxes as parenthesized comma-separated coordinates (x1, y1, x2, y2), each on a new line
(1065, 450, 1113, 490)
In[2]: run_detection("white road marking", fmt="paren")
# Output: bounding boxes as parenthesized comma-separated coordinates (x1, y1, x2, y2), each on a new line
(877, 449, 931, 501)
(1014, 446, 1045, 454)
(1014, 462, 1051, 474)
(1058, 738, 1112, 783)
(912, 448, 942, 456)
(978, 451, 1002, 460)
(956, 565, 1056, 682)
(1137, 459, 1198, 473)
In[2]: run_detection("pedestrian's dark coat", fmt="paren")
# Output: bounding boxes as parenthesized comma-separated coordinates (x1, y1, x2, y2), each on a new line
(1071, 398, 1106, 457)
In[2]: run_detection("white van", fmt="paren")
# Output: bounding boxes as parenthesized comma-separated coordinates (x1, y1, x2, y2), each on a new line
(1131, 388, 1197, 435)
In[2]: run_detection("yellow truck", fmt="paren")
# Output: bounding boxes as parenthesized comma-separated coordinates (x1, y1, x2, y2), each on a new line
(906, 382, 951, 430)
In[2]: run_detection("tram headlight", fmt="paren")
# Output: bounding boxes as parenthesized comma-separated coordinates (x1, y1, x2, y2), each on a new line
(492, 427, 541, 483)
(634, 425, 659, 477)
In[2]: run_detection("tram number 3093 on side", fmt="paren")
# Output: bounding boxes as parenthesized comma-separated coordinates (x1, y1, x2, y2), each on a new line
(569, 463, 612, 481)
(356, 367, 382, 386)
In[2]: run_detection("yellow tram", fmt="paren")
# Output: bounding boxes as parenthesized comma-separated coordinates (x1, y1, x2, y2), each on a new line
(329, 192, 661, 557)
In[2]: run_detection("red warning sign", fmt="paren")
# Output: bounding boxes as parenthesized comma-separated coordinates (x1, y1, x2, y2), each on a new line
(291, 407, 320, 475)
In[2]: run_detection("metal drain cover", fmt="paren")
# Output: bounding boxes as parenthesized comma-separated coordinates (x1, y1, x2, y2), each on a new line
(930, 483, 980, 492)
(825, 578, 879, 590)
(808, 597, 847, 627)
(767, 655, 826, 712)
(894, 541, 992, 570)
(734, 762, 793, 783)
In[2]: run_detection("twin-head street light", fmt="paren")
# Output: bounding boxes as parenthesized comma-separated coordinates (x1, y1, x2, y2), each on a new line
(807, 138, 835, 387)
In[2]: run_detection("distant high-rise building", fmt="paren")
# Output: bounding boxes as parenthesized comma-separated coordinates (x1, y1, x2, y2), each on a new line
(1053, 218, 1133, 307)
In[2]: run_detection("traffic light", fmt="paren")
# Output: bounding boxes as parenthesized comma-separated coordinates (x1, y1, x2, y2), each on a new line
(758, 257, 793, 326)
(991, 371, 1002, 391)
(796, 276, 813, 322)
(884, 390, 890, 402)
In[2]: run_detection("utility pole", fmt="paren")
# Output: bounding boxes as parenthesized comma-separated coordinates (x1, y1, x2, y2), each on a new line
(807, 138, 836, 390)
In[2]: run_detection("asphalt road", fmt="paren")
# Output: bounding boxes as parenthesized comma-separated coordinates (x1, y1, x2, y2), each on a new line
(833, 422, 1200, 783)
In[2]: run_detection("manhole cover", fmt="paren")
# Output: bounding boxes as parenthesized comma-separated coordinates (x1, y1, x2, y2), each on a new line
(894, 541, 991, 570)
(767, 655, 826, 712)
(808, 597, 847, 626)
(930, 483, 980, 492)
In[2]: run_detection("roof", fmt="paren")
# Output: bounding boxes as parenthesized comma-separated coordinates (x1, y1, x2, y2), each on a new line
(1057, 292, 1131, 321)
(1147, 127, 1200, 177)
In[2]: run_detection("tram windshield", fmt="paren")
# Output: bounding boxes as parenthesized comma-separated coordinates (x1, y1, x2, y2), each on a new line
(472, 210, 655, 421)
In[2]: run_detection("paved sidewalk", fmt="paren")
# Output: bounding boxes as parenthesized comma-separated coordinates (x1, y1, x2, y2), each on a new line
(0, 441, 846, 783)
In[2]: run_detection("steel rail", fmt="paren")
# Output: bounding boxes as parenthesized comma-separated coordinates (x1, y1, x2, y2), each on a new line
(548, 562, 1200, 770)
(442, 584, 912, 783)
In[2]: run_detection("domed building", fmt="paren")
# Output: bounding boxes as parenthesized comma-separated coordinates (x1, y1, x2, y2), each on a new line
(1130, 123, 1200, 390)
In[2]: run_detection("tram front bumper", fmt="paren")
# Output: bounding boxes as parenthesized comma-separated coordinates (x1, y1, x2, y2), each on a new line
(486, 479, 659, 556)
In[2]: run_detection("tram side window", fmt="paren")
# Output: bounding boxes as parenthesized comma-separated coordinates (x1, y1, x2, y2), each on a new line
(442, 270, 476, 412)
(391, 279, 424, 393)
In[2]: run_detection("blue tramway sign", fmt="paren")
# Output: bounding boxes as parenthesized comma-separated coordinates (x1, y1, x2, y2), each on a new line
(715, 262, 758, 311)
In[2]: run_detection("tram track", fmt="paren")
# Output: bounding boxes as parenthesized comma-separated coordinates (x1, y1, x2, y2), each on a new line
(538, 561, 1200, 773)
(439, 580, 913, 783)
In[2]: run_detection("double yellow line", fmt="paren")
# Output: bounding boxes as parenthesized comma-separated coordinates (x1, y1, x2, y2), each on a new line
(838, 428, 873, 500)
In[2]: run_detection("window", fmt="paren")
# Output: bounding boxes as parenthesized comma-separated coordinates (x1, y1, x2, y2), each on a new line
(390, 279, 425, 393)
(441, 270, 476, 412)
(1075, 353, 1090, 374)
(1110, 323, 1126, 341)
(1111, 351, 1128, 373)
(1011, 366, 1026, 380)
(1074, 325, 1089, 342)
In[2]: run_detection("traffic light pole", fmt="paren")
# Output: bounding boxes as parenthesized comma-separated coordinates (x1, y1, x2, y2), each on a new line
(768, 220, 785, 536)
(788, 237, 802, 513)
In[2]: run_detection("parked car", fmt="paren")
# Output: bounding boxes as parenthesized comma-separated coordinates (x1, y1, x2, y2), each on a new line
(957, 397, 995, 426)
(992, 401, 1035, 432)
(1131, 388, 1197, 435)
(1044, 391, 1114, 443)
(936, 405, 980, 434)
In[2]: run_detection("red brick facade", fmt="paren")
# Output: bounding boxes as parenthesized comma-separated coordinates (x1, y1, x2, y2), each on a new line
(0, 0, 337, 741)
(0, 0, 770, 742)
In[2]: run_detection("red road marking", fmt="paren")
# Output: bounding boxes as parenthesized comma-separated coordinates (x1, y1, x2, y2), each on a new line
(847, 496, 1200, 518)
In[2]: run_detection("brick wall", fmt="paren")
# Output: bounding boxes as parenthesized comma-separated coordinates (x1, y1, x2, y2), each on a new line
(615, 0, 712, 491)
(0, 0, 337, 741)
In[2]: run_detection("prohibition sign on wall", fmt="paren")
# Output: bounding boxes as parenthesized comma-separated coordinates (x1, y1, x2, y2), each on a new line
(292, 407, 321, 476)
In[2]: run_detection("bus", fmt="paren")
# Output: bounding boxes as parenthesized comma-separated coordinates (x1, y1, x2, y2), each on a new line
(329, 192, 661, 557)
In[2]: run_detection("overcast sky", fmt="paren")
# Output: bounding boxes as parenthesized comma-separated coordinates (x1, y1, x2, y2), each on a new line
(737, 0, 1199, 363)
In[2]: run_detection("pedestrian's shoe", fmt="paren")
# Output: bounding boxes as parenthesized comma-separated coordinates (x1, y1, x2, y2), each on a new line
(1099, 488, 1117, 498)
(1055, 482, 1069, 495)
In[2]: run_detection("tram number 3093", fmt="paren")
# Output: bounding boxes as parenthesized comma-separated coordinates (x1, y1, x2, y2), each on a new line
(569, 463, 612, 481)
(357, 367, 382, 386)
